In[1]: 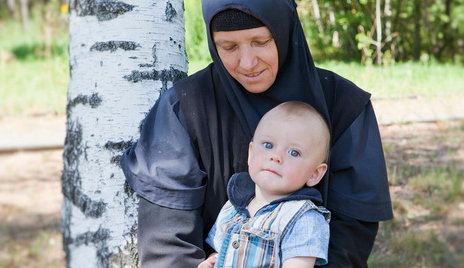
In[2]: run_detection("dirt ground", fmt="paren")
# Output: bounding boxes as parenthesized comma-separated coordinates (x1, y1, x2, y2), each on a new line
(0, 116, 463, 267)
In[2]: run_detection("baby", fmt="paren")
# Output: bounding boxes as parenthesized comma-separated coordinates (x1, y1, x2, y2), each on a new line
(199, 101, 331, 268)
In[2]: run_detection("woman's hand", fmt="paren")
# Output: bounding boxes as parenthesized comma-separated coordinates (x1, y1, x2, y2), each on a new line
(197, 253, 218, 268)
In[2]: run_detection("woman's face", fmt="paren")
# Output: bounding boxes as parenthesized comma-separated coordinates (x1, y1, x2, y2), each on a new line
(213, 26, 278, 94)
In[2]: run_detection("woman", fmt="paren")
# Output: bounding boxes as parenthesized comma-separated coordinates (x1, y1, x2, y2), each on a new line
(121, 0, 393, 267)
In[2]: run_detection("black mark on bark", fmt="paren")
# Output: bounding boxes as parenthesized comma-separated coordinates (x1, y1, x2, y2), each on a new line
(152, 44, 157, 64)
(165, 1, 177, 22)
(90, 41, 141, 52)
(61, 169, 108, 218)
(62, 120, 107, 218)
(67, 93, 103, 110)
(75, 227, 113, 266)
(63, 120, 84, 165)
(62, 205, 113, 266)
(74, 227, 111, 246)
(110, 155, 121, 165)
(105, 140, 134, 166)
(61, 200, 73, 266)
(71, 0, 135, 21)
(108, 225, 138, 266)
(123, 67, 187, 83)
(96, 0, 134, 21)
(124, 181, 135, 196)
(104, 140, 134, 151)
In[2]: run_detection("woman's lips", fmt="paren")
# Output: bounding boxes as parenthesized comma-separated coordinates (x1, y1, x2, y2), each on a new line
(243, 70, 264, 79)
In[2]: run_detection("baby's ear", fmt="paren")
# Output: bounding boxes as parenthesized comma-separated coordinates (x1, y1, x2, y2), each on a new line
(306, 163, 328, 187)
(247, 141, 254, 166)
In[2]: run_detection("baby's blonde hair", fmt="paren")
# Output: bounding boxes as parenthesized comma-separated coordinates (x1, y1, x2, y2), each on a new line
(256, 101, 331, 162)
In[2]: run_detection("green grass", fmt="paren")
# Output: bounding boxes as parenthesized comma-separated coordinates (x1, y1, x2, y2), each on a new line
(318, 62, 464, 99)
(369, 228, 460, 267)
(0, 57, 68, 116)
(188, 60, 464, 99)
(369, 120, 464, 268)
(409, 168, 464, 212)
(0, 14, 68, 116)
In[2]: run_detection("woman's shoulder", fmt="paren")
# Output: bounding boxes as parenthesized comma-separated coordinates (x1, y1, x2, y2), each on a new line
(316, 67, 368, 94)
(173, 63, 220, 110)
(174, 63, 214, 92)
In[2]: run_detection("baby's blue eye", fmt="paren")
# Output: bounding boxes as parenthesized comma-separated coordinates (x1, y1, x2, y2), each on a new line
(263, 142, 273, 149)
(289, 150, 300, 157)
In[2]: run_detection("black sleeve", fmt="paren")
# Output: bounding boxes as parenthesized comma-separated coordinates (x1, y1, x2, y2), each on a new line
(121, 88, 207, 209)
(120, 89, 208, 266)
(327, 101, 393, 222)
(137, 197, 205, 267)
(321, 102, 392, 267)
(321, 210, 378, 268)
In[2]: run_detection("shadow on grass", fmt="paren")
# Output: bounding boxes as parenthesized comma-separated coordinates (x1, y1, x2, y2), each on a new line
(369, 220, 463, 267)
(0, 212, 60, 243)
(370, 121, 464, 267)
(0, 212, 64, 268)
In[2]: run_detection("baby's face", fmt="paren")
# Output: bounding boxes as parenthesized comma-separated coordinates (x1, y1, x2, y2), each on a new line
(247, 112, 327, 198)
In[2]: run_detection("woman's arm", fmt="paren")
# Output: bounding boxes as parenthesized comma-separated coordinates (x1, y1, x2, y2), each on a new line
(121, 89, 208, 266)
(138, 198, 205, 267)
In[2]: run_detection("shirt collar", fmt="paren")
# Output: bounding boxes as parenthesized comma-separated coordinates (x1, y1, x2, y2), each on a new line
(227, 172, 323, 213)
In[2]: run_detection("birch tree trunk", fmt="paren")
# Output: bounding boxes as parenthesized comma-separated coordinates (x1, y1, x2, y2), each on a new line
(375, 0, 382, 65)
(62, 0, 187, 266)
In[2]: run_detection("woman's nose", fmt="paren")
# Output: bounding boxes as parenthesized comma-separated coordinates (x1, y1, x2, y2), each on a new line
(238, 47, 258, 70)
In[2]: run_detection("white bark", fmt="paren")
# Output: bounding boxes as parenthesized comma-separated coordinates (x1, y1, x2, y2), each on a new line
(375, 0, 382, 65)
(19, 0, 29, 28)
(62, 0, 187, 267)
(7, 0, 16, 18)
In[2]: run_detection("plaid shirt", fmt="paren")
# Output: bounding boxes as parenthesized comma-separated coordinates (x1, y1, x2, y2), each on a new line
(206, 173, 330, 268)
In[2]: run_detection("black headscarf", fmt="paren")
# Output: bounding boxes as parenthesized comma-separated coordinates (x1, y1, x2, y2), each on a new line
(201, 0, 371, 143)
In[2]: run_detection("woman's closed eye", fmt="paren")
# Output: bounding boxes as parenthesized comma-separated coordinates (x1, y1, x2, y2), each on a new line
(262, 142, 273, 149)
(219, 44, 237, 51)
(288, 149, 300, 157)
(253, 38, 273, 47)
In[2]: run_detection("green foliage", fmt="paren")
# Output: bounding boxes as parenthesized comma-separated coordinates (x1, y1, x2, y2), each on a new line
(184, 0, 211, 70)
(0, 1, 68, 116)
(0, 1, 68, 61)
(183, 0, 464, 64)
(296, 0, 464, 64)
(1, 0, 463, 116)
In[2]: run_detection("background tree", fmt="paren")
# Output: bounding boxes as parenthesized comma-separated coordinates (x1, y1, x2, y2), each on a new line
(293, 0, 464, 64)
(1, 0, 463, 64)
(62, 0, 187, 266)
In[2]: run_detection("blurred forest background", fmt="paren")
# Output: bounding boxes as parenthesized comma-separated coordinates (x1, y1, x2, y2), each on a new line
(0, 0, 463, 267)
(0, 0, 463, 115)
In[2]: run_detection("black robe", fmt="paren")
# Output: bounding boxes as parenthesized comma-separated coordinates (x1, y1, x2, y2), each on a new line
(121, 0, 392, 266)
(121, 66, 392, 267)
